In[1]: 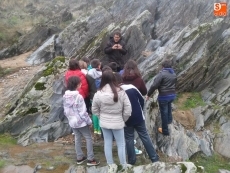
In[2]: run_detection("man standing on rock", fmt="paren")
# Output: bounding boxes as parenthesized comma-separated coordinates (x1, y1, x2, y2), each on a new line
(104, 31, 127, 72)
(146, 59, 177, 136)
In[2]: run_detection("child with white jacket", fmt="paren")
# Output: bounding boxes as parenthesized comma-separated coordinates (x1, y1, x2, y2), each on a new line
(63, 76, 100, 166)
(92, 70, 132, 170)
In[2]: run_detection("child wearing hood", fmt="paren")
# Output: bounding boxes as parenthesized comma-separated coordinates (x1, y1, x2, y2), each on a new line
(63, 76, 100, 166)
(86, 59, 102, 135)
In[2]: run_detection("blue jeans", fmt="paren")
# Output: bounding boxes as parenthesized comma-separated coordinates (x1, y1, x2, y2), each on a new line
(158, 99, 174, 135)
(124, 121, 159, 165)
(101, 128, 126, 165)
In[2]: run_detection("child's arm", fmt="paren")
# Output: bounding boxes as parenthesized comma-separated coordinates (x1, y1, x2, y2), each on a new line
(76, 96, 92, 125)
(122, 91, 132, 122)
(91, 92, 100, 118)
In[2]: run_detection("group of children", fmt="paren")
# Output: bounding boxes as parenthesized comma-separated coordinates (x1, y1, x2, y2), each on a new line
(62, 57, 160, 168)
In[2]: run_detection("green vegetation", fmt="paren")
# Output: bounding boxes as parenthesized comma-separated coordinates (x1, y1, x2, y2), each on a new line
(0, 134, 17, 146)
(43, 66, 54, 77)
(212, 122, 222, 134)
(0, 65, 18, 78)
(53, 156, 70, 164)
(17, 107, 38, 116)
(0, 160, 6, 168)
(34, 82, 46, 90)
(190, 153, 230, 173)
(183, 92, 206, 109)
(147, 73, 155, 81)
(42, 160, 52, 167)
(8, 16, 19, 26)
(43, 56, 65, 77)
(26, 108, 38, 115)
(179, 163, 187, 173)
(182, 23, 211, 42)
(53, 56, 65, 63)
(0, 32, 6, 41)
(176, 92, 206, 110)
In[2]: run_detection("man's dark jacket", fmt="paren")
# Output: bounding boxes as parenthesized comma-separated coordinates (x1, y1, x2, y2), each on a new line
(147, 69, 177, 96)
(104, 37, 127, 68)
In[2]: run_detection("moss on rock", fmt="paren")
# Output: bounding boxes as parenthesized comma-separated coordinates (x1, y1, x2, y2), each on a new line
(35, 82, 46, 90)
(26, 108, 38, 115)
(43, 56, 66, 77)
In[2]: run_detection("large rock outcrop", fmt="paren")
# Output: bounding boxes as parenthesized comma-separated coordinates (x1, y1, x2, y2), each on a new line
(0, 0, 230, 165)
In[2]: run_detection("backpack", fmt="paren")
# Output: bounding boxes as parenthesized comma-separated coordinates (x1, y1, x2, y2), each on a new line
(95, 78, 101, 89)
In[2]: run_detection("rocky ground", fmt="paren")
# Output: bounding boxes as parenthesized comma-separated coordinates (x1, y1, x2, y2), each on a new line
(0, 133, 108, 173)
(0, 52, 43, 118)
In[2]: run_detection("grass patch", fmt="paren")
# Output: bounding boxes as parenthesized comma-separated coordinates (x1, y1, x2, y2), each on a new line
(212, 122, 222, 134)
(0, 160, 6, 168)
(0, 65, 18, 78)
(0, 32, 6, 41)
(176, 92, 206, 110)
(190, 153, 230, 173)
(8, 16, 19, 26)
(0, 134, 17, 146)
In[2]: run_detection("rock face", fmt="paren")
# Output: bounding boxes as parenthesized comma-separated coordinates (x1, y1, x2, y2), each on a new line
(0, 0, 230, 168)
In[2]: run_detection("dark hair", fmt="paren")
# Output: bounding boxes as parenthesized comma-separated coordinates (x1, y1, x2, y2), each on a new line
(113, 31, 121, 37)
(122, 59, 141, 78)
(67, 76, 81, 91)
(161, 59, 172, 68)
(108, 62, 118, 72)
(68, 59, 80, 70)
(114, 72, 123, 84)
(99, 71, 119, 102)
(102, 65, 112, 73)
(90, 59, 101, 68)
(81, 57, 90, 64)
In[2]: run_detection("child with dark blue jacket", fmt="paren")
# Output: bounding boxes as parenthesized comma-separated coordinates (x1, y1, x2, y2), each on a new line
(115, 73, 159, 165)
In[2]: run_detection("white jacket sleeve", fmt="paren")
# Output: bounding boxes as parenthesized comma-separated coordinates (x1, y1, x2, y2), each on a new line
(76, 96, 92, 125)
(92, 92, 100, 117)
(121, 91, 132, 122)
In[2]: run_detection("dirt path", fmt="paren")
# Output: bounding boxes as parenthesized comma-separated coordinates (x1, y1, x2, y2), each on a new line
(0, 52, 32, 68)
(0, 52, 43, 118)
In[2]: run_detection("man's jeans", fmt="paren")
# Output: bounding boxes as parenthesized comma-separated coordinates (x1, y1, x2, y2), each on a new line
(124, 121, 159, 165)
(158, 99, 174, 135)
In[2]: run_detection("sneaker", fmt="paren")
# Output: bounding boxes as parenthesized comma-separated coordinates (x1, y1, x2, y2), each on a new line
(158, 128, 169, 136)
(94, 130, 97, 134)
(158, 128, 163, 134)
(135, 147, 142, 155)
(87, 159, 100, 166)
(97, 130, 101, 135)
(77, 156, 87, 164)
